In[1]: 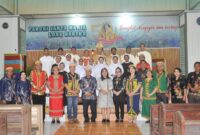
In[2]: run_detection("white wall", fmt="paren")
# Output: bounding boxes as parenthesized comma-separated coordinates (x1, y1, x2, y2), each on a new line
(18, 0, 186, 14)
(186, 12, 200, 72)
(0, 16, 19, 77)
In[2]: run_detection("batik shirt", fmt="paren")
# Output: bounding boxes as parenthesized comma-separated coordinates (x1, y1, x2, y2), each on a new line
(113, 76, 126, 93)
(0, 76, 16, 102)
(122, 62, 133, 78)
(80, 76, 97, 100)
(187, 72, 200, 93)
(15, 79, 31, 104)
(169, 75, 187, 99)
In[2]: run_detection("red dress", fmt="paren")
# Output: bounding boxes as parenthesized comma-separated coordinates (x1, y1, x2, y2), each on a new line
(48, 75, 64, 117)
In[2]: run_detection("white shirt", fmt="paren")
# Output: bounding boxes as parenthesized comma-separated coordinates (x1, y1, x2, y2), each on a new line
(89, 65, 96, 77)
(94, 63, 109, 79)
(75, 65, 86, 79)
(137, 50, 152, 68)
(40, 55, 54, 77)
(70, 54, 80, 64)
(64, 61, 72, 72)
(108, 63, 124, 79)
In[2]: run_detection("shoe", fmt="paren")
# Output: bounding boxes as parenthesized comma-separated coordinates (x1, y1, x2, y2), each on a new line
(145, 120, 150, 123)
(91, 119, 96, 122)
(102, 119, 106, 123)
(57, 119, 60, 123)
(106, 119, 110, 123)
(115, 119, 119, 122)
(73, 119, 79, 123)
(68, 119, 73, 123)
(84, 120, 89, 123)
(51, 119, 55, 124)
(120, 119, 123, 122)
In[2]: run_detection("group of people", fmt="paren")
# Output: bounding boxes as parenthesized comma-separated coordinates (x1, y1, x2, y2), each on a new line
(0, 43, 200, 124)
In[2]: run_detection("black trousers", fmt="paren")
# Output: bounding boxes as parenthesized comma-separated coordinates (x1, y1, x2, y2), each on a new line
(63, 89, 68, 106)
(82, 99, 97, 121)
(188, 93, 200, 103)
(156, 93, 168, 104)
(113, 94, 125, 120)
(6, 100, 16, 104)
(172, 97, 185, 103)
(32, 94, 46, 121)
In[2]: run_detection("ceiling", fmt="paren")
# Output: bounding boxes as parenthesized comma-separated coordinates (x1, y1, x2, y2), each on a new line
(0, 5, 12, 15)
(0, 0, 199, 19)
(22, 11, 184, 19)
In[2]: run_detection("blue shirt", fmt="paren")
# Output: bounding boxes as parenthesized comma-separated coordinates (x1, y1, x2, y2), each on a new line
(0, 76, 16, 102)
(80, 76, 97, 100)
(15, 79, 31, 104)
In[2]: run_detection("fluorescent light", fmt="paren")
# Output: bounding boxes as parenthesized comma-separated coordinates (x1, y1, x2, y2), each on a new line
(118, 13, 134, 26)
(70, 14, 85, 25)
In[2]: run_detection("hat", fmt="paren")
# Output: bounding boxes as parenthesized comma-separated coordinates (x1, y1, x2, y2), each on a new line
(5, 66, 14, 71)
(35, 60, 42, 65)
(156, 61, 164, 66)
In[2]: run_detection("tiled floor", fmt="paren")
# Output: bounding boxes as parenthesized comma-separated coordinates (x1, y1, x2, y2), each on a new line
(44, 105, 150, 135)
(44, 120, 150, 135)
(54, 122, 142, 135)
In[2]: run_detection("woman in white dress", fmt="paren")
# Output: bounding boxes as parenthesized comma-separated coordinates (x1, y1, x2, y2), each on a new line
(97, 68, 114, 123)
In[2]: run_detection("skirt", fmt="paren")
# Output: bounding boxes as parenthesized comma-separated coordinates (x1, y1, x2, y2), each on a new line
(126, 94, 140, 114)
(97, 92, 114, 108)
(49, 93, 64, 117)
(141, 98, 156, 118)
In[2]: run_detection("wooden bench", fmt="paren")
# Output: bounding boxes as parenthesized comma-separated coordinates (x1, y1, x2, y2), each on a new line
(159, 103, 200, 135)
(173, 111, 200, 135)
(31, 105, 43, 135)
(0, 105, 32, 135)
(150, 104, 160, 135)
(0, 113, 7, 135)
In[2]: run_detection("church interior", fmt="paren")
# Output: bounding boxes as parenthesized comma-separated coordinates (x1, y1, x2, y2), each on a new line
(0, 0, 200, 135)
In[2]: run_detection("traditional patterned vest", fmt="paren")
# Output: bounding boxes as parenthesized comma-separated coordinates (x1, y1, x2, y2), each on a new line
(154, 71, 168, 92)
(66, 73, 80, 96)
(126, 77, 138, 94)
(30, 70, 47, 95)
